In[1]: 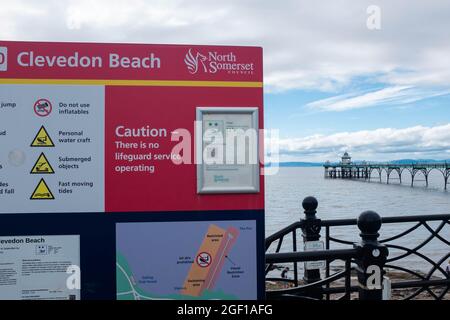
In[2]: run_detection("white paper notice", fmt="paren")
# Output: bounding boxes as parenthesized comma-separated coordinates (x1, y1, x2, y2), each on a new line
(199, 110, 259, 193)
(0, 235, 80, 300)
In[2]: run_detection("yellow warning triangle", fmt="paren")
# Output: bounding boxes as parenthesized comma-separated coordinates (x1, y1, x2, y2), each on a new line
(30, 126, 55, 147)
(30, 153, 55, 174)
(30, 178, 55, 200)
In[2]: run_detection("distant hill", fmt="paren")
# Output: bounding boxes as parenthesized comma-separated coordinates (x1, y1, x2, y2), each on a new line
(268, 162, 323, 167)
(268, 159, 450, 168)
(352, 159, 450, 165)
(388, 159, 450, 164)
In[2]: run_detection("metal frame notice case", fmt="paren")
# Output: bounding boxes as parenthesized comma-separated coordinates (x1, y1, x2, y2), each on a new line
(196, 107, 260, 194)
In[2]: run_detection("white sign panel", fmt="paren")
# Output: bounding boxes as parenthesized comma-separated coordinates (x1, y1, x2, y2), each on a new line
(196, 107, 259, 193)
(0, 85, 104, 213)
(0, 46, 7, 71)
(0, 235, 80, 300)
(304, 240, 325, 270)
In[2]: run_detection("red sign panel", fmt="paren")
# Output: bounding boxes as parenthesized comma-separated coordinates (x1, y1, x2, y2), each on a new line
(0, 41, 263, 213)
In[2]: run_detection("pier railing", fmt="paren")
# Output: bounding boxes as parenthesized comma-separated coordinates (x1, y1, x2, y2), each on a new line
(323, 162, 450, 189)
(265, 196, 450, 300)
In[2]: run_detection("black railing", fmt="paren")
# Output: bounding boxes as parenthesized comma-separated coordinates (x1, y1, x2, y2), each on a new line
(265, 196, 450, 300)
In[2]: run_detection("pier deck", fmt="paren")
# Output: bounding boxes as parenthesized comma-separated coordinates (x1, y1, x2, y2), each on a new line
(324, 162, 450, 189)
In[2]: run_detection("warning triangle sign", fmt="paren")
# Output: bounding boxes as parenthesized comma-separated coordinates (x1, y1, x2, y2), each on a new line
(30, 178, 55, 200)
(30, 126, 55, 147)
(30, 153, 55, 174)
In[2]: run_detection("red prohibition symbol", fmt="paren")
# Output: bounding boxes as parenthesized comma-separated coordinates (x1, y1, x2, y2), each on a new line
(34, 98, 52, 117)
(196, 252, 212, 268)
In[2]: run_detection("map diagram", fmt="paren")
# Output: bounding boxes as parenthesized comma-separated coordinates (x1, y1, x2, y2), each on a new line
(116, 220, 257, 300)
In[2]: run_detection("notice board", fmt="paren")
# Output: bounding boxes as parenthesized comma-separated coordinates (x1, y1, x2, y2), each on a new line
(0, 41, 264, 300)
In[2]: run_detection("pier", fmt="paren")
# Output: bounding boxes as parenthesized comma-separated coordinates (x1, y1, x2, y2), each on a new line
(323, 153, 450, 190)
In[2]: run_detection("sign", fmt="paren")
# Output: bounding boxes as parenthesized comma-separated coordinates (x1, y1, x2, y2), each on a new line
(196, 107, 259, 193)
(30, 126, 55, 147)
(116, 220, 257, 300)
(30, 153, 55, 174)
(30, 178, 55, 200)
(0, 40, 264, 301)
(33, 98, 52, 117)
(382, 276, 392, 300)
(1, 83, 103, 212)
(196, 252, 212, 268)
(0, 235, 80, 300)
(304, 241, 325, 270)
(0, 41, 264, 214)
(0, 46, 7, 71)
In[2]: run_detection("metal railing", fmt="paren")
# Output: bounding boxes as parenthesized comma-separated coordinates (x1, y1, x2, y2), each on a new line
(265, 196, 450, 300)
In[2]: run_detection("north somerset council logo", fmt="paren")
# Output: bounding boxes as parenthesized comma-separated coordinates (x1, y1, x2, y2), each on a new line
(184, 48, 255, 75)
(184, 48, 207, 74)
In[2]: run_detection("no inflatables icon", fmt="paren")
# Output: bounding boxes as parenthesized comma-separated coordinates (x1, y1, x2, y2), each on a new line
(196, 252, 212, 268)
(34, 98, 52, 117)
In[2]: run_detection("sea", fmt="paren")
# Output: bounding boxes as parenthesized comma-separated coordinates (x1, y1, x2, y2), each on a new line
(265, 167, 450, 276)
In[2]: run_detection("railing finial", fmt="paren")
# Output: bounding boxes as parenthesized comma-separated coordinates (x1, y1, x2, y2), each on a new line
(357, 210, 382, 244)
(355, 210, 388, 300)
(302, 196, 318, 219)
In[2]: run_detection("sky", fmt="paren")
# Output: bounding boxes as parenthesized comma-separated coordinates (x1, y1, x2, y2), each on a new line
(1, 0, 449, 162)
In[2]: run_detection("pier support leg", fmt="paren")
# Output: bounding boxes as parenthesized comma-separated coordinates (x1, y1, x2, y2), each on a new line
(444, 174, 449, 190)
(421, 169, 430, 187)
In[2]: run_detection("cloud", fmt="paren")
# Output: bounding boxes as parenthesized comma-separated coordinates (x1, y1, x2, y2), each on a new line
(1, 0, 450, 92)
(275, 123, 450, 161)
(306, 86, 450, 112)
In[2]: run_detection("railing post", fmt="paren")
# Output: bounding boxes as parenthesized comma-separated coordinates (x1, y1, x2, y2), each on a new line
(354, 210, 389, 300)
(301, 196, 322, 299)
